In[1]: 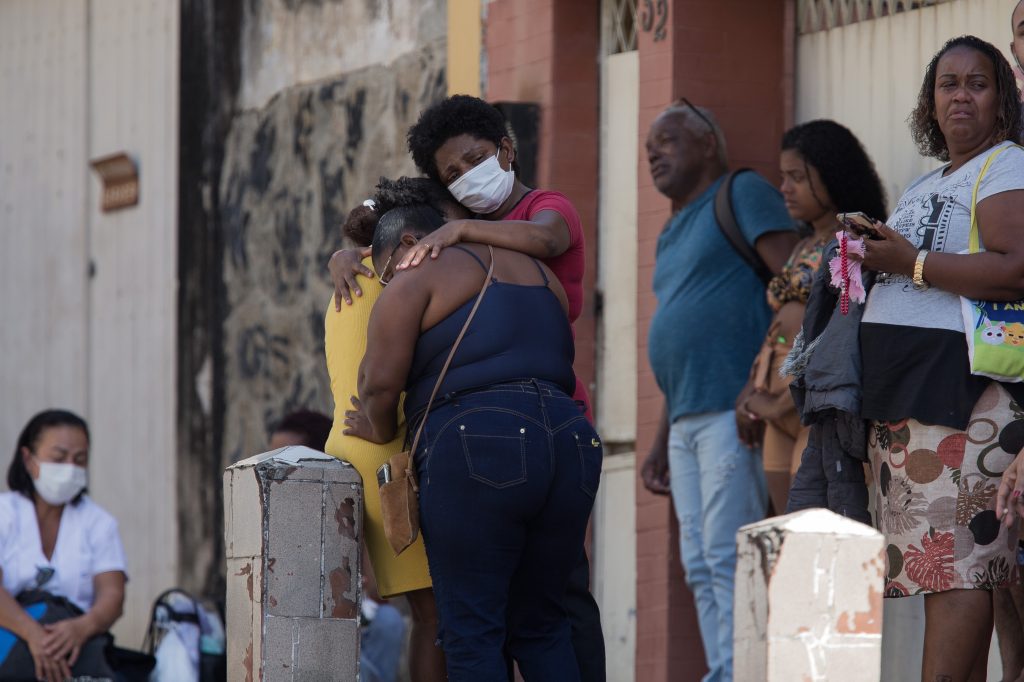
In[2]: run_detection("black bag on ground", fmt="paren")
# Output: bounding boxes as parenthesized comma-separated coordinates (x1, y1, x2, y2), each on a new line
(145, 588, 226, 682)
(107, 643, 158, 682)
(0, 589, 149, 682)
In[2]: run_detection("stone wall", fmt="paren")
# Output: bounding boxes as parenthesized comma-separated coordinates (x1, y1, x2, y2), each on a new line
(178, 0, 445, 598)
(218, 45, 445, 466)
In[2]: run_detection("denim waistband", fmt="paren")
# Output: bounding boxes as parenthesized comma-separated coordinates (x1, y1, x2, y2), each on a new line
(407, 379, 571, 430)
(452, 379, 566, 398)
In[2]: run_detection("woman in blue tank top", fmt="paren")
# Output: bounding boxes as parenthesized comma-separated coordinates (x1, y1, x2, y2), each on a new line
(344, 203, 602, 682)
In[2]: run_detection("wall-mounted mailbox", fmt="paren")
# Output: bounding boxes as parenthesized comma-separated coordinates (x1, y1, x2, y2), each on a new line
(90, 153, 139, 211)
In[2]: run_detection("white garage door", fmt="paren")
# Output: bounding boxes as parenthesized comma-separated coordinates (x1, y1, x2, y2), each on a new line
(0, 0, 179, 647)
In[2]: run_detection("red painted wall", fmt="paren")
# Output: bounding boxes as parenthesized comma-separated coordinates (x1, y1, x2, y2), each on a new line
(485, 0, 599, 406)
(634, 1, 789, 680)
(484, 1, 790, 679)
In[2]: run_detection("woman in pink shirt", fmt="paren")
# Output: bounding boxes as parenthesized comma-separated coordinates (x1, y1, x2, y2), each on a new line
(332, 97, 590, 415)
(329, 94, 604, 682)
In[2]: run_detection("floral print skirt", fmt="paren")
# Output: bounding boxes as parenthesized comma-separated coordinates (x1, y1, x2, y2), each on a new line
(869, 383, 1021, 597)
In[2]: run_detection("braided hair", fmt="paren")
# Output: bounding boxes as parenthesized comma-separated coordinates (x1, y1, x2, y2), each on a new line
(341, 176, 458, 247)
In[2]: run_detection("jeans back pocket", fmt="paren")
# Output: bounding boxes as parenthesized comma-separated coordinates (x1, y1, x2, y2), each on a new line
(574, 431, 603, 498)
(460, 431, 528, 489)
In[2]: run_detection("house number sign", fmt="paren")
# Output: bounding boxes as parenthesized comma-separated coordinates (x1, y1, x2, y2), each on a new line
(641, 0, 668, 42)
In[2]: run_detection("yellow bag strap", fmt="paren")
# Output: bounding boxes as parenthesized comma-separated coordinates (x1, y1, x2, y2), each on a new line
(969, 144, 1024, 254)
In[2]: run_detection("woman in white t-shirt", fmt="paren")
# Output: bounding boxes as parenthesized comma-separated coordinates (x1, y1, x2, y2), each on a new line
(0, 410, 127, 682)
(852, 35, 1024, 681)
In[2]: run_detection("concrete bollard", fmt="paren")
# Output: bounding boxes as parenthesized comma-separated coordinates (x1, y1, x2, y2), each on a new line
(734, 509, 884, 682)
(224, 446, 363, 682)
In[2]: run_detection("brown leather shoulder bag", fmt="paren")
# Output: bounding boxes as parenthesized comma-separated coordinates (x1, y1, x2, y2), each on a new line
(379, 246, 495, 556)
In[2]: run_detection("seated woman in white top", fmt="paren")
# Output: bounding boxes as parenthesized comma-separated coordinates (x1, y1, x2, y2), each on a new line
(0, 410, 127, 682)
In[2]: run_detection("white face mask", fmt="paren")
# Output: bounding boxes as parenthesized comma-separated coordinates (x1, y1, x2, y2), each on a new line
(33, 461, 87, 506)
(447, 153, 515, 215)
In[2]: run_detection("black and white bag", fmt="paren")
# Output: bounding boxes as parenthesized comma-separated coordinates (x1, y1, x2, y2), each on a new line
(145, 588, 226, 682)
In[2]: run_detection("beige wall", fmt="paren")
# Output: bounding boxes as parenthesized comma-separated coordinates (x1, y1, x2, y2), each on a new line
(594, 44, 639, 682)
(0, 0, 90, 456)
(447, 0, 482, 96)
(796, 2, 1018, 679)
(796, 0, 1018, 212)
(238, 0, 445, 110)
(0, 0, 179, 648)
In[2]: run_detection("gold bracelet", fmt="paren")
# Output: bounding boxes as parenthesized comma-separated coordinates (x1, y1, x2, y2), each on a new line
(913, 250, 929, 289)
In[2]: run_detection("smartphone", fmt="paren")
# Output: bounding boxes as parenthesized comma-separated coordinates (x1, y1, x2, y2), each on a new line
(376, 462, 392, 487)
(837, 212, 881, 239)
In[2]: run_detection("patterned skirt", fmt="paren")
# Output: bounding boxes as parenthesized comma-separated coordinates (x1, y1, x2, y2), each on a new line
(869, 382, 1022, 596)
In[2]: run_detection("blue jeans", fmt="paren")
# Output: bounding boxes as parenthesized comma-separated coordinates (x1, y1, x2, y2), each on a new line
(668, 410, 767, 682)
(565, 550, 605, 682)
(415, 380, 601, 681)
(359, 602, 406, 682)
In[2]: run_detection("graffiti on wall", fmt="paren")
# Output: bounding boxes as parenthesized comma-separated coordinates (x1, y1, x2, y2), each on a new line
(218, 45, 446, 465)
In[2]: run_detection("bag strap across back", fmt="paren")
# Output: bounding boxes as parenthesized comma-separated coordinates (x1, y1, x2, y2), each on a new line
(407, 245, 495, 457)
(713, 168, 773, 285)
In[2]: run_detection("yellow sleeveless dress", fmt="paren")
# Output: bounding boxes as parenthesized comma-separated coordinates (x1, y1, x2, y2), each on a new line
(322, 261, 431, 597)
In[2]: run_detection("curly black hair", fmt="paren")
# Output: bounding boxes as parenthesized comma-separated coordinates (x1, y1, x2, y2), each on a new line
(407, 95, 509, 181)
(375, 176, 456, 214)
(782, 119, 888, 222)
(341, 176, 459, 247)
(909, 35, 1022, 161)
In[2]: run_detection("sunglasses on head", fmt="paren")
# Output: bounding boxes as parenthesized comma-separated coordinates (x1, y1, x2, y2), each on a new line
(674, 97, 715, 134)
(379, 243, 402, 287)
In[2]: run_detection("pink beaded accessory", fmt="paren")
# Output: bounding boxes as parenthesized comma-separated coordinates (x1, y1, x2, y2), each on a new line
(828, 231, 866, 314)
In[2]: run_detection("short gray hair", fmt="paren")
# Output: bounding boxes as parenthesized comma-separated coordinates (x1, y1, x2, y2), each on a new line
(663, 102, 728, 166)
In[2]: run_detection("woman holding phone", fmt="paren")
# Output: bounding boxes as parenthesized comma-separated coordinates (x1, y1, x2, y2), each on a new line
(859, 36, 1024, 679)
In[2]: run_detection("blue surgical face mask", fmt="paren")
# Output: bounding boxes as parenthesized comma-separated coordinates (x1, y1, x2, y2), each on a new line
(447, 153, 515, 215)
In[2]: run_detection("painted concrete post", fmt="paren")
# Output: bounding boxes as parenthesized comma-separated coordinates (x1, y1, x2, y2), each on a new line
(734, 509, 884, 682)
(224, 446, 362, 682)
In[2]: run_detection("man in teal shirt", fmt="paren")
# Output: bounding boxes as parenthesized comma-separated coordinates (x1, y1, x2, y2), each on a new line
(640, 100, 796, 682)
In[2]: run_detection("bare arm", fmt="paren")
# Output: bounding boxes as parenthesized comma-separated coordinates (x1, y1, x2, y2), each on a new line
(347, 274, 430, 444)
(81, 570, 125, 636)
(755, 231, 800, 276)
(998, 449, 1024, 526)
(0, 578, 45, 643)
(640, 402, 672, 495)
(862, 191, 1024, 301)
(41, 570, 125, 666)
(396, 210, 572, 269)
(0, 574, 71, 682)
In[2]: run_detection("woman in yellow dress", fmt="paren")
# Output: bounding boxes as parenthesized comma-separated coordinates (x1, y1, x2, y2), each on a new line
(323, 177, 468, 682)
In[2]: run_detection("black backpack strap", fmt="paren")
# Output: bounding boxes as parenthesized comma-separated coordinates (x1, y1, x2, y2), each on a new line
(713, 169, 773, 285)
(144, 587, 201, 654)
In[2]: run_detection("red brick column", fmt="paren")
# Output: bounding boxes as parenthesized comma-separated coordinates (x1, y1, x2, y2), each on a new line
(485, 0, 600, 404)
(635, 1, 788, 680)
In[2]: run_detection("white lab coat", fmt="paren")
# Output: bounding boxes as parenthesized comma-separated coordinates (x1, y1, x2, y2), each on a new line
(0, 491, 127, 611)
